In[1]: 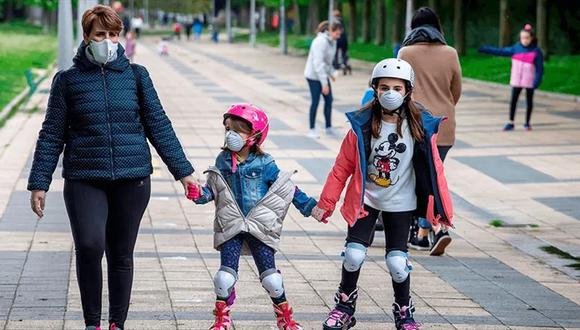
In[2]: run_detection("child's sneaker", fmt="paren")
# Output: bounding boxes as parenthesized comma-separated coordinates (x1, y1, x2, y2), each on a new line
(210, 300, 233, 330)
(408, 235, 430, 251)
(430, 230, 452, 256)
(273, 302, 303, 330)
(322, 288, 358, 329)
(109, 324, 121, 330)
(85, 327, 101, 330)
(503, 123, 515, 131)
(393, 300, 421, 330)
(524, 123, 532, 131)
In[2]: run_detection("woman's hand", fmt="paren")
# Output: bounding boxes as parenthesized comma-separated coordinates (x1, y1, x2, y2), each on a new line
(186, 183, 202, 201)
(179, 175, 197, 195)
(30, 190, 46, 219)
(322, 85, 330, 96)
(180, 173, 203, 195)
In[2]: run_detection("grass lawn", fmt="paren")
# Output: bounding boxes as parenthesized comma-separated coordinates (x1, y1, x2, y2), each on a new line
(234, 31, 580, 96)
(0, 21, 56, 111)
(461, 49, 580, 95)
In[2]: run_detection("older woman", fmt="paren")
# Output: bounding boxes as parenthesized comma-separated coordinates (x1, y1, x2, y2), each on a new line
(398, 7, 462, 256)
(27, 5, 195, 330)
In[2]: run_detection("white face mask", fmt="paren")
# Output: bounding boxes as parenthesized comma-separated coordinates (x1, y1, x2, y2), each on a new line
(89, 39, 118, 64)
(378, 90, 407, 111)
(224, 130, 246, 152)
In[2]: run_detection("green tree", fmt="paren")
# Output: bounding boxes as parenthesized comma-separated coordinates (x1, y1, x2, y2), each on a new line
(499, 0, 510, 46)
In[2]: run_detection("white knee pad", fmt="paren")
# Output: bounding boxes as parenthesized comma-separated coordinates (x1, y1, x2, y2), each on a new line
(213, 266, 237, 298)
(386, 250, 412, 283)
(343, 242, 368, 272)
(260, 269, 284, 298)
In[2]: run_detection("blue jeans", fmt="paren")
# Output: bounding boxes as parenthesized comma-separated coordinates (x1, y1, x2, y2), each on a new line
(307, 78, 333, 129)
(219, 233, 276, 274)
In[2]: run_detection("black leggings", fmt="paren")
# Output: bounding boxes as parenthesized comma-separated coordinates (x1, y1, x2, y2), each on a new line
(341, 204, 413, 306)
(307, 78, 333, 129)
(510, 87, 534, 124)
(63, 177, 150, 328)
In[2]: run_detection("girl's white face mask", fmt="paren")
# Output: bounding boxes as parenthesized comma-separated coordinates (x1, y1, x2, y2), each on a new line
(378, 90, 408, 111)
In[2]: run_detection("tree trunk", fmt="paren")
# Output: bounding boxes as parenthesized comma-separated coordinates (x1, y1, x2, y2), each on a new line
(280, 0, 287, 54)
(348, 0, 357, 42)
(536, 0, 548, 59)
(499, 0, 510, 47)
(308, 0, 319, 34)
(405, 0, 414, 35)
(375, 0, 385, 45)
(453, 0, 465, 55)
(392, 0, 402, 45)
(293, 0, 301, 35)
(362, 0, 371, 43)
(42, 8, 50, 34)
(428, 0, 437, 13)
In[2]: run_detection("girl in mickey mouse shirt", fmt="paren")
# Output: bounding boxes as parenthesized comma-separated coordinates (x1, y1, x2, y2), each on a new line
(311, 58, 454, 330)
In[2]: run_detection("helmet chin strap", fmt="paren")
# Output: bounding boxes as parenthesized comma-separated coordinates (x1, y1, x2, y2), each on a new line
(382, 107, 402, 116)
(230, 132, 258, 174)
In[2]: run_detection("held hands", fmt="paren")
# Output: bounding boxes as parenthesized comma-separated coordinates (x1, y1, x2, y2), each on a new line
(180, 173, 202, 197)
(311, 205, 331, 224)
(186, 183, 202, 201)
(30, 190, 46, 219)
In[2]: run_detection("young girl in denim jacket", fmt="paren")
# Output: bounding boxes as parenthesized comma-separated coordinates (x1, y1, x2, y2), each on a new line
(310, 59, 454, 330)
(187, 104, 317, 330)
(479, 24, 544, 131)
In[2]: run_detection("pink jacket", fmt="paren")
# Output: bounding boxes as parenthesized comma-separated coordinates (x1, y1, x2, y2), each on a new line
(318, 130, 368, 226)
(318, 107, 454, 228)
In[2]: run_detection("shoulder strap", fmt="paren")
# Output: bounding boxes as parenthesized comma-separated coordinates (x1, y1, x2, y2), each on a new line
(130, 63, 143, 106)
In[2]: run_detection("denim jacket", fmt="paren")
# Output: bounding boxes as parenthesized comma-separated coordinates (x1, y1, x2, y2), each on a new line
(195, 151, 317, 217)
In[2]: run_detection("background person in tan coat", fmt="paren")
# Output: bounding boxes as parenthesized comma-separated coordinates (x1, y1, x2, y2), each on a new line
(398, 7, 462, 256)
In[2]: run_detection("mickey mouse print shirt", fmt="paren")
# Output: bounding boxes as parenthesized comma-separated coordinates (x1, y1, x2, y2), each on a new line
(364, 119, 417, 212)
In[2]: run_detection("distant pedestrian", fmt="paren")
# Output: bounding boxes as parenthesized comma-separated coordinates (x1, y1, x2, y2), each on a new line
(158, 37, 169, 56)
(124, 30, 136, 62)
(130, 14, 143, 38)
(332, 10, 351, 75)
(479, 23, 544, 131)
(185, 20, 192, 40)
(193, 17, 203, 40)
(304, 20, 343, 139)
(272, 12, 279, 30)
(173, 22, 182, 40)
(398, 7, 462, 255)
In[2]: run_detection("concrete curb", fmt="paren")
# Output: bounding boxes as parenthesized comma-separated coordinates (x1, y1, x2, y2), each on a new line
(0, 65, 55, 125)
(0, 88, 29, 124)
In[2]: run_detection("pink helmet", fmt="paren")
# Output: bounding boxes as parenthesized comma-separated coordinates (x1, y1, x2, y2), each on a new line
(223, 103, 269, 146)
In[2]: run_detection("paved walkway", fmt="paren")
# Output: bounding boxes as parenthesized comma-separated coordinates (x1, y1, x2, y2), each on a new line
(0, 37, 579, 329)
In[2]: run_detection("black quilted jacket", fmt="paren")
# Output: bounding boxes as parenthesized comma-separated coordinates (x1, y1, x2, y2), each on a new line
(27, 42, 194, 191)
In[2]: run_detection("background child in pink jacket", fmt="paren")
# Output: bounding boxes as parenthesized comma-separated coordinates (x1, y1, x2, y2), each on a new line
(479, 24, 544, 131)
